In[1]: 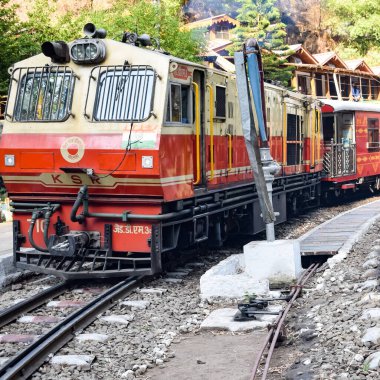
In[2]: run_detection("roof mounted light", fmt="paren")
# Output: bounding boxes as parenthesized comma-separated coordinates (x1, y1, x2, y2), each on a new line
(41, 41, 70, 63)
(122, 32, 152, 47)
(70, 39, 106, 64)
(83, 23, 107, 39)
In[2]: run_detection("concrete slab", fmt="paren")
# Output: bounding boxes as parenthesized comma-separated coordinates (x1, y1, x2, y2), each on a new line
(244, 239, 302, 283)
(0, 334, 39, 343)
(139, 288, 167, 295)
(18, 315, 63, 324)
(200, 307, 281, 332)
(99, 314, 134, 325)
(47, 300, 87, 308)
(0, 253, 17, 288)
(75, 333, 109, 343)
(146, 332, 267, 380)
(50, 354, 95, 370)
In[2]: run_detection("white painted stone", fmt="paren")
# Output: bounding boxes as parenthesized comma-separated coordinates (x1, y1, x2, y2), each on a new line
(364, 351, 380, 369)
(200, 255, 269, 300)
(360, 279, 378, 290)
(359, 292, 380, 304)
(368, 250, 380, 259)
(139, 288, 167, 295)
(163, 278, 183, 284)
(200, 307, 280, 332)
(120, 300, 150, 310)
(244, 240, 302, 282)
(361, 327, 380, 345)
(121, 370, 135, 379)
(363, 258, 379, 269)
(100, 314, 134, 325)
(75, 333, 109, 342)
(361, 308, 380, 320)
(0, 357, 9, 366)
(50, 354, 95, 370)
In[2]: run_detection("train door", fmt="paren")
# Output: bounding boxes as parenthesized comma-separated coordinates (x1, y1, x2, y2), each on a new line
(285, 106, 303, 173)
(192, 69, 206, 189)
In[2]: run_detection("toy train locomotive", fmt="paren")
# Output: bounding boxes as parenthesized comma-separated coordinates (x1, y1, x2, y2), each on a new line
(1, 24, 380, 279)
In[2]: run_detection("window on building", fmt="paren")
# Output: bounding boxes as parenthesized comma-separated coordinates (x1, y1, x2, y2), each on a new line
(165, 83, 191, 124)
(361, 78, 370, 99)
(215, 25, 229, 39)
(315, 74, 326, 97)
(339, 76, 350, 99)
(215, 85, 226, 118)
(368, 118, 380, 150)
(371, 80, 380, 100)
(297, 75, 311, 95)
(328, 75, 338, 98)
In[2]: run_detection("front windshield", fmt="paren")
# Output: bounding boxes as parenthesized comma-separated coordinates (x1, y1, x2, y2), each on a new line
(93, 65, 155, 122)
(14, 67, 75, 122)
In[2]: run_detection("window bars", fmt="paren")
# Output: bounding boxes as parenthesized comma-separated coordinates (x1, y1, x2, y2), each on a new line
(9, 66, 76, 122)
(86, 65, 156, 122)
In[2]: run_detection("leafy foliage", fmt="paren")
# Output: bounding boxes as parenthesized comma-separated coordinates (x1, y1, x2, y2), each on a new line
(0, 0, 204, 94)
(324, 0, 380, 55)
(229, 0, 293, 86)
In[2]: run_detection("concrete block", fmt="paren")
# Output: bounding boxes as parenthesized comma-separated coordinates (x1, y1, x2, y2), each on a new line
(50, 355, 95, 370)
(200, 307, 280, 332)
(200, 255, 269, 300)
(244, 240, 302, 283)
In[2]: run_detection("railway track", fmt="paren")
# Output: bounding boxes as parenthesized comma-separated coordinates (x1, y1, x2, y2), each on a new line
(0, 276, 143, 380)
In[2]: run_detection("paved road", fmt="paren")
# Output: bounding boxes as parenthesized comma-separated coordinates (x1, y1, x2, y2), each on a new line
(0, 222, 13, 256)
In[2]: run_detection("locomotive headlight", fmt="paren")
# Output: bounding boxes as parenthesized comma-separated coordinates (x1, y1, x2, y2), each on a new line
(70, 39, 106, 64)
(142, 156, 153, 169)
(4, 155, 15, 167)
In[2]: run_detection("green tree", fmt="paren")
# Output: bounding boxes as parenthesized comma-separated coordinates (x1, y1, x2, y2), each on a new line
(0, 0, 24, 94)
(324, 0, 380, 55)
(229, 0, 293, 86)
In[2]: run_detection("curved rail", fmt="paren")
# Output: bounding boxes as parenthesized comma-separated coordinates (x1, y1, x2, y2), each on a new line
(250, 263, 320, 380)
(0, 282, 69, 328)
(0, 276, 142, 380)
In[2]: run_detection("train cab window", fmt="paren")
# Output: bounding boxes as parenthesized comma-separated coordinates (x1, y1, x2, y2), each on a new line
(93, 66, 155, 122)
(166, 83, 191, 124)
(13, 67, 75, 122)
(215, 85, 226, 118)
(368, 118, 380, 150)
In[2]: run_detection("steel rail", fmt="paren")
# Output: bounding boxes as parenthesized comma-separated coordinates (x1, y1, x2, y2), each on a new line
(0, 282, 69, 328)
(250, 263, 319, 380)
(0, 276, 142, 380)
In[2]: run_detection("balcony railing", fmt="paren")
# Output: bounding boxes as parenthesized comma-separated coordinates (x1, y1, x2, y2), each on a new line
(323, 140, 356, 178)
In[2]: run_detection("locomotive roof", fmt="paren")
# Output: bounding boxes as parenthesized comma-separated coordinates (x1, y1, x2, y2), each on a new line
(322, 99, 380, 113)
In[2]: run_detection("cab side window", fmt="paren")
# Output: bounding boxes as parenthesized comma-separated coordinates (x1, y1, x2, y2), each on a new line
(215, 85, 226, 119)
(166, 83, 191, 124)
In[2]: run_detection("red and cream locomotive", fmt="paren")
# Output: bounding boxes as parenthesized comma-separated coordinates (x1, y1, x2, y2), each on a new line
(0, 24, 378, 279)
